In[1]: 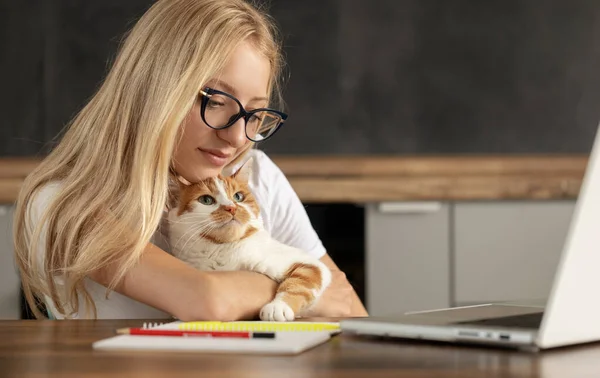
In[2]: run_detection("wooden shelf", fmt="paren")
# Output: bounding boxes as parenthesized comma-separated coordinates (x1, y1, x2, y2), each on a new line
(0, 155, 588, 203)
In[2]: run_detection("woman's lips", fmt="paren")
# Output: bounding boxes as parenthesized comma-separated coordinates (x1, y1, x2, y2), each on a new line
(198, 148, 230, 167)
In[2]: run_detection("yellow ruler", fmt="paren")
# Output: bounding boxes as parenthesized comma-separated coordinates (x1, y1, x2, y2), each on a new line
(177, 321, 340, 332)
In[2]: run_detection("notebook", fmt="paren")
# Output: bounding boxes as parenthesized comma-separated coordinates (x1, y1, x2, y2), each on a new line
(92, 320, 339, 355)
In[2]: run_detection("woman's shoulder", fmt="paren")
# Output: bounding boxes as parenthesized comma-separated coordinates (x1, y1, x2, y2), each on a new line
(233, 149, 284, 185)
(28, 181, 64, 217)
(228, 149, 290, 201)
(36, 181, 63, 197)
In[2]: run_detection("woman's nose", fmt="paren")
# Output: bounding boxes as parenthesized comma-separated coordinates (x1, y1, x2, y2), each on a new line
(217, 117, 247, 148)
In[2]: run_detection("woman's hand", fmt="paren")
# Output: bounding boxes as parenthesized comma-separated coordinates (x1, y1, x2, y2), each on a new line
(299, 269, 354, 318)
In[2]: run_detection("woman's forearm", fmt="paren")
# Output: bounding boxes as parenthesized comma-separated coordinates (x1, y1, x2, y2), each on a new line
(349, 288, 369, 316)
(319, 253, 369, 317)
(201, 270, 278, 321)
(90, 242, 277, 321)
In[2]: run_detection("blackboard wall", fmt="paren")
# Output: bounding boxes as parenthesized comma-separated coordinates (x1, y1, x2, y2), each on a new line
(3, 0, 600, 157)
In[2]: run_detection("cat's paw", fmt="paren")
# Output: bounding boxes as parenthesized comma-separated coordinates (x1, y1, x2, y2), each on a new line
(260, 300, 295, 321)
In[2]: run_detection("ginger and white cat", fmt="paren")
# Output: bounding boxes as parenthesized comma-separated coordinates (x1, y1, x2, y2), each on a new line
(167, 159, 332, 321)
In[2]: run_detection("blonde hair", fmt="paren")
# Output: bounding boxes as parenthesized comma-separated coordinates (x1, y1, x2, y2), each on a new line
(13, 0, 284, 319)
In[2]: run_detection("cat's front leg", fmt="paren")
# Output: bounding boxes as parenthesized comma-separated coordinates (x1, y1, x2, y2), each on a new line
(259, 259, 332, 322)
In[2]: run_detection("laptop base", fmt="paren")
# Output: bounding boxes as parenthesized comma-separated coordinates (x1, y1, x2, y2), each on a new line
(340, 303, 543, 350)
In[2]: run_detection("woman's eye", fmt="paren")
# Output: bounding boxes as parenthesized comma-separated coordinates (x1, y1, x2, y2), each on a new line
(233, 192, 245, 202)
(198, 195, 216, 205)
(248, 114, 263, 123)
(207, 99, 224, 108)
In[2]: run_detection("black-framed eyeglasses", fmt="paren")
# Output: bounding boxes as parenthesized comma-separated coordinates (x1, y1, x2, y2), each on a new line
(199, 87, 288, 142)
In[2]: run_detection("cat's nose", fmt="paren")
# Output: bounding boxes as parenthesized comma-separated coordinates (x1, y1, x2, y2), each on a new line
(221, 205, 236, 215)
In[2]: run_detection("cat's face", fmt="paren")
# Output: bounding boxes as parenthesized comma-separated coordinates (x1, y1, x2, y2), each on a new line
(172, 160, 260, 244)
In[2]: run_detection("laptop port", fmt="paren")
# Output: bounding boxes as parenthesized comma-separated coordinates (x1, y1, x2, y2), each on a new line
(457, 330, 480, 337)
(499, 334, 511, 340)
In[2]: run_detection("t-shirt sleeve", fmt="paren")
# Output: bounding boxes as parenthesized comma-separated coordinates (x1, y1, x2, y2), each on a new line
(253, 150, 327, 259)
(27, 182, 62, 268)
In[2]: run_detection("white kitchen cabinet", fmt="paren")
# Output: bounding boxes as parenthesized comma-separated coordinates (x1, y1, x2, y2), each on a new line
(0, 205, 21, 319)
(365, 202, 451, 316)
(453, 201, 575, 306)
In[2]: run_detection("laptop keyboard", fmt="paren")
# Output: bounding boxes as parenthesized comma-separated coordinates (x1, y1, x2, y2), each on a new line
(456, 312, 544, 329)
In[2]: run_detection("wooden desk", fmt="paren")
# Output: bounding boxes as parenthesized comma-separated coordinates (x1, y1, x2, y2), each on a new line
(1, 320, 599, 377)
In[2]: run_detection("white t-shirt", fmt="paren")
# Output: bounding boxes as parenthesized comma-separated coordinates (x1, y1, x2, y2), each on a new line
(31, 149, 326, 319)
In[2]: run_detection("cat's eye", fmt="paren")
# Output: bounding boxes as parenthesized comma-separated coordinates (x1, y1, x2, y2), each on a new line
(198, 195, 216, 205)
(233, 192, 245, 202)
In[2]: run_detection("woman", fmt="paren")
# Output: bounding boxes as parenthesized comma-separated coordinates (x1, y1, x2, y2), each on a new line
(13, 0, 368, 320)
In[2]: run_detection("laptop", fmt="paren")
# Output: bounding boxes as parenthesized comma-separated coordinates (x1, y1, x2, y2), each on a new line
(341, 123, 600, 352)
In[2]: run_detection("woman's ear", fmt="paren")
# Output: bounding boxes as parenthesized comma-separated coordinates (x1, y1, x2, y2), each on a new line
(177, 175, 192, 187)
(232, 157, 253, 183)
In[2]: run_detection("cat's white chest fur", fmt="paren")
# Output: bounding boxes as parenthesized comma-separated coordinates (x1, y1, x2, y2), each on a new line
(168, 209, 320, 283)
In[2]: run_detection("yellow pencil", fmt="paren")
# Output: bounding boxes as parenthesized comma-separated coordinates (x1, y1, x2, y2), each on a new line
(177, 321, 340, 332)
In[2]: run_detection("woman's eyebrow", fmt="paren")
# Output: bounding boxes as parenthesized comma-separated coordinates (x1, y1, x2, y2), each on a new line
(207, 79, 268, 103)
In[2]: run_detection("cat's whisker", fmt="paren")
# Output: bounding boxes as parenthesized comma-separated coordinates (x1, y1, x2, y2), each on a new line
(170, 216, 211, 228)
(173, 229, 197, 251)
(176, 219, 217, 252)
(170, 216, 213, 227)
(168, 216, 212, 225)
(174, 223, 207, 251)
(171, 220, 211, 228)
(172, 218, 210, 247)
(179, 224, 210, 252)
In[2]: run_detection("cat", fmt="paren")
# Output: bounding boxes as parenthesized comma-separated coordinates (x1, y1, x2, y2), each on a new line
(166, 159, 332, 321)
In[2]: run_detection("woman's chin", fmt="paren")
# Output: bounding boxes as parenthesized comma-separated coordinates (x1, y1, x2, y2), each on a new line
(193, 169, 222, 181)
(187, 162, 224, 181)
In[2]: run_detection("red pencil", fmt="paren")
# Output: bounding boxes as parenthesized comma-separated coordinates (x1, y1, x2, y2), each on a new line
(116, 328, 276, 339)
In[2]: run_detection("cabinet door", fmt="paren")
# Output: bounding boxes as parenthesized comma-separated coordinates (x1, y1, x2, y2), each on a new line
(454, 201, 575, 305)
(366, 202, 450, 316)
(0, 205, 21, 319)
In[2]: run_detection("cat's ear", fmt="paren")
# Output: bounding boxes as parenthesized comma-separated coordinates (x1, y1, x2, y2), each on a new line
(167, 174, 191, 210)
(232, 158, 253, 183)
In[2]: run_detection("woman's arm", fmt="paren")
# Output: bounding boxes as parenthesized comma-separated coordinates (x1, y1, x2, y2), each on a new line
(248, 151, 368, 318)
(320, 253, 369, 317)
(89, 242, 277, 321)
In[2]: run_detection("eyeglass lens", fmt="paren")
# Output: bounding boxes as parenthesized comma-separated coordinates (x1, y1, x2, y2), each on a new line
(204, 93, 282, 141)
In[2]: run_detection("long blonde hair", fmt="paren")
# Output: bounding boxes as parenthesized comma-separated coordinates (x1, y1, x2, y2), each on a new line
(13, 0, 284, 319)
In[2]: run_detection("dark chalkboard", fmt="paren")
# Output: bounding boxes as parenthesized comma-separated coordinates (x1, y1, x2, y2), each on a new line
(262, 0, 600, 155)
(3, 0, 600, 156)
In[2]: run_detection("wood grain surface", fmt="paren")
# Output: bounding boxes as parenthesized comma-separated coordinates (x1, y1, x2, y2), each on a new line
(0, 155, 588, 203)
(1, 319, 600, 377)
